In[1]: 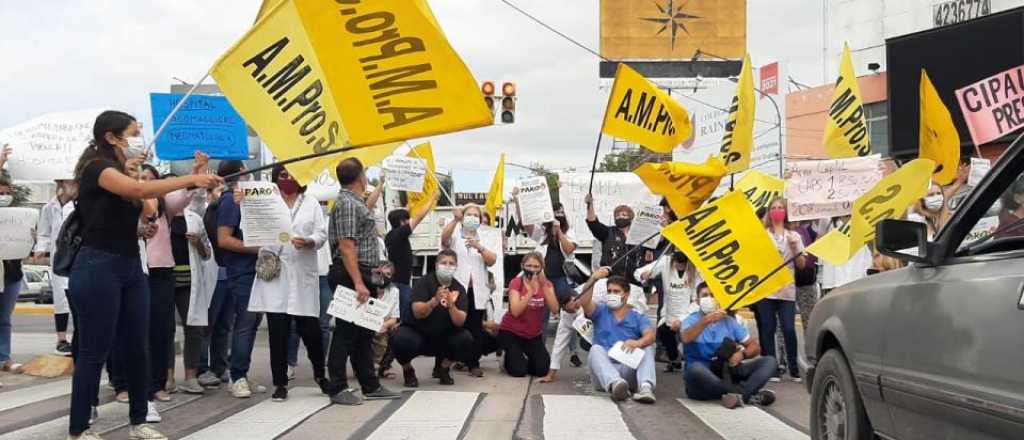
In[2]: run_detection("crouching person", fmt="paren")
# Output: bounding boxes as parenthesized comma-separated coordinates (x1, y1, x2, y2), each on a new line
(497, 252, 558, 378)
(391, 250, 475, 387)
(578, 268, 657, 404)
(682, 283, 777, 409)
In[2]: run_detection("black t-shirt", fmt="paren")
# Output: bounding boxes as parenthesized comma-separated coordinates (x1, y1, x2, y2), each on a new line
(542, 230, 566, 278)
(408, 272, 468, 334)
(170, 215, 190, 266)
(587, 219, 641, 284)
(385, 224, 414, 285)
(78, 160, 142, 258)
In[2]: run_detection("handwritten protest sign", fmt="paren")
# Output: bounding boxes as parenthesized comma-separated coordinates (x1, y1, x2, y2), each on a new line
(0, 208, 40, 259)
(558, 173, 660, 243)
(956, 64, 1024, 146)
(517, 176, 554, 226)
(0, 109, 102, 181)
(626, 205, 663, 249)
(327, 286, 394, 332)
(383, 156, 427, 193)
(238, 181, 292, 247)
(150, 93, 249, 160)
(785, 155, 882, 221)
(968, 157, 991, 187)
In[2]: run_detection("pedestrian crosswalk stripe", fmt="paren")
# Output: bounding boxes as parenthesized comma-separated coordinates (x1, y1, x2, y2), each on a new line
(0, 394, 200, 440)
(0, 378, 105, 413)
(542, 395, 636, 440)
(181, 387, 329, 440)
(676, 398, 809, 440)
(367, 391, 480, 440)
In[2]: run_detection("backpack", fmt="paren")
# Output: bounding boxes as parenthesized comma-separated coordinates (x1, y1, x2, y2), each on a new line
(52, 201, 82, 277)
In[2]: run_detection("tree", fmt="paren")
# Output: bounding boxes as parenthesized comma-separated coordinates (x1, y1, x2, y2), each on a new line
(528, 162, 560, 205)
(597, 147, 672, 172)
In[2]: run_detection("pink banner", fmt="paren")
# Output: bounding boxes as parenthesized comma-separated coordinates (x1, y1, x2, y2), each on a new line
(956, 64, 1024, 146)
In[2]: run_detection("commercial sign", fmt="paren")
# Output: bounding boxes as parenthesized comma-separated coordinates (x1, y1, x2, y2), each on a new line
(600, 0, 746, 61)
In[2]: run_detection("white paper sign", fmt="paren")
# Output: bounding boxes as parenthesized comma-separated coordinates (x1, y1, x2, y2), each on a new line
(625, 205, 663, 249)
(785, 155, 883, 221)
(517, 176, 554, 226)
(327, 286, 395, 332)
(383, 156, 426, 193)
(0, 208, 40, 259)
(238, 181, 292, 247)
(558, 173, 661, 244)
(968, 157, 991, 188)
(0, 109, 104, 182)
(572, 313, 594, 344)
(478, 225, 505, 305)
(608, 341, 645, 369)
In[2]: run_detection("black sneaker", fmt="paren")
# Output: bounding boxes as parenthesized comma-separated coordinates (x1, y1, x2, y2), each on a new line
(468, 367, 484, 378)
(748, 390, 776, 407)
(451, 362, 467, 372)
(54, 341, 72, 357)
(364, 386, 401, 400)
(432, 366, 442, 379)
(664, 361, 681, 373)
(315, 377, 334, 396)
(438, 367, 455, 385)
(271, 386, 288, 402)
(403, 368, 419, 388)
(569, 354, 582, 368)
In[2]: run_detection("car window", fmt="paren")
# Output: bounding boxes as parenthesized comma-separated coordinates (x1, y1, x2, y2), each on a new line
(957, 171, 1024, 254)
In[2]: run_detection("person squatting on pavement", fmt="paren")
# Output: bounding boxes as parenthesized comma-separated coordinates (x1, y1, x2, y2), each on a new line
(497, 252, 559, 378)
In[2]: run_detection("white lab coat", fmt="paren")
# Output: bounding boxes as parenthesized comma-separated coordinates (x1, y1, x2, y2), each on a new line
(449, 225, 492, 310)
(248, 195, 327, 318)
(35, 198, 74, 314)
(185, 208, 219, 326)
(634, 256, 701, 327)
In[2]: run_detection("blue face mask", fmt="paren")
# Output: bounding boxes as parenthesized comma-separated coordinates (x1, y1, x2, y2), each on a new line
(463, 215, 481, 231)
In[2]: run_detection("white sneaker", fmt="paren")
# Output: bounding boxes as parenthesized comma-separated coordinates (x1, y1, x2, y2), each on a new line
(231, 378, 253, 398)
(68, 430, 104, 440)
(632, 383, 657, 404)
(128, 423, 167, 440)
(146, 402, 161, 423)
(88, 406, 99, 425)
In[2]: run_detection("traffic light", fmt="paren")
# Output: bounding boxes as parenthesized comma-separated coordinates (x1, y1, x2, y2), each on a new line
(482, 81, 497, 116)
(500, 82, 516, 124)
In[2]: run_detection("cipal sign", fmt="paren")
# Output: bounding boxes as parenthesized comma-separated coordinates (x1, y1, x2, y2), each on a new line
(956, 64, 1024, 145)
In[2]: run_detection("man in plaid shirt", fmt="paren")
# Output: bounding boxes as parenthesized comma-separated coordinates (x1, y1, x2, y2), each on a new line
(325, 158, 400, 405)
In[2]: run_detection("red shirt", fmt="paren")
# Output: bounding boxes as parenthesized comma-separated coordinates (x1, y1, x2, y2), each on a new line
(500, 276, 552, 339)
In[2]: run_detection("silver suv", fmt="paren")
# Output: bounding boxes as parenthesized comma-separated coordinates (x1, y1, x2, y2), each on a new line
(802, 140, 1024, 439)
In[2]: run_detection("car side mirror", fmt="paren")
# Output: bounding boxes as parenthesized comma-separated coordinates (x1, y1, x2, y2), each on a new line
(877, 219, 930, 264)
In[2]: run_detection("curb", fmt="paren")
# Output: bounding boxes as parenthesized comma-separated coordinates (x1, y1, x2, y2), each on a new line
(13, 303, 54, 316)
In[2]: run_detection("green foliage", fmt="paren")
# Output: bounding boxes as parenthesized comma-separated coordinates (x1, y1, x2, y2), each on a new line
(597, 148, 672, 172)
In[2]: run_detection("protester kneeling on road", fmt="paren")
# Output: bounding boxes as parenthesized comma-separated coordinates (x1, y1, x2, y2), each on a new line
(578, 268, 657, 404)
(391, 250, 475, 387)
(682, 283, 777, 409)
(498, 252, 559, 378)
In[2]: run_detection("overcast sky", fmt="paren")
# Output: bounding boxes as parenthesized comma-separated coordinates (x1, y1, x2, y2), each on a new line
(0, 1, 824, 191)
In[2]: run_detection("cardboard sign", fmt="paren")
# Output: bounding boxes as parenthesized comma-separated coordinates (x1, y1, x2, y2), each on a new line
(238, 181, 292, 247)
(957, 64, 1024, 146)
(327, 286, 394, 332)
(517, 176, 554, 226)
(626, 205, 663, 249)
(383, 156, 427, 193)
(150, 93, 249, 160)
(968, 157, 992, 188)
(785, 156, 883, 221)
(0, 208, 40, 259)
(0, 109, 103, 181)
(557, 173, 661, 243)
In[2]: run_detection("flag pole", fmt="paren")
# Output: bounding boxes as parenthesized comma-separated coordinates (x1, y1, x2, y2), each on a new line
(406, 143, 456, 207)
(587, 131, 604, 195)
(142, 70, 211, 160)
(724, 253, 801, 311)
(222, 143, 380, 181)
(605, 230, 661, 268)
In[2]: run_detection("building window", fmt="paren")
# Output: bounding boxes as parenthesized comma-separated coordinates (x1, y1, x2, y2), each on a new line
(866, 102, 890, 156)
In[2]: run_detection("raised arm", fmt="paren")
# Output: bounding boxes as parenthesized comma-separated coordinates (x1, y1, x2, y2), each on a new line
(99, 168, 220, 201)
(366, 175, 384, 211)
(441, 206, 463, 248)
(409, 190, 441, 230)
(507, 280, 529, 318)
(580, 266, 610, 317)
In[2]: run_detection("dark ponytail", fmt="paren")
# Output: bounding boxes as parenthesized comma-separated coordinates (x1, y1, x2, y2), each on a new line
(74, 110, 136, 181)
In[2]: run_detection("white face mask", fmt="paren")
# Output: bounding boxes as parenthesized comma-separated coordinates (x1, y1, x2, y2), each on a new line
(125, 136, 146, 159)
(605, 294, 624, 310)
(436, 264, 457, 282)
(924, 194, 943, 211)
(699, 296, 718, 314)
(0, 195, 12, 207)
(462, 215, 480, 231)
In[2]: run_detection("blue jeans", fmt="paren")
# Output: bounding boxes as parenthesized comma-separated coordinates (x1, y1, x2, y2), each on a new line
(684, 356, 778, 401)
(288, 276, 332, 366)
(228, 273, 262, 382)
(396, 282, 413, 323)
(588, 344, 656, 392)
(0, 277, 22, 364)
(755, 299, 799, 373)
(200, 276, 234, 377)
(67, 247, 150, 435)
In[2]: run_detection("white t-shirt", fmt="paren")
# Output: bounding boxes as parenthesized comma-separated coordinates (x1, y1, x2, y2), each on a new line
(767, 228, 804, 301)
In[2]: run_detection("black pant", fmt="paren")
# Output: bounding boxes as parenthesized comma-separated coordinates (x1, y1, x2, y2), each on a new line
(656, 324, 681, 362)
(267, 313, 325, 387)
(55, 312, 70, 333)
(391, 324, 475, 365)
(148, 268, 175, 397)
(326, 262, 380, 394)
(496, 330, 549, 378)
(464, 288, 484, 369)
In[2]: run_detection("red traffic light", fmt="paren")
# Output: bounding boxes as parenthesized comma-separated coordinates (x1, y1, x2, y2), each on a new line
(502, 82, 516, 96)
(482, 81, 496, 96)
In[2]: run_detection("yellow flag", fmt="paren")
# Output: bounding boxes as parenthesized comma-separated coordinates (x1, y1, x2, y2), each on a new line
(662, 192, 794, 310)
(823, 43, 871, 158)
(406, 142, 439, 214)
(255, 0, 277, 23)
(919, 69, 960, 185)
(634, 157, 727, 217)
(720, 54, 756, 173)
(804, 229, 852, 266)
(484, 154, 506, 226)
(734, 170, 785, 212)
(603, 64, 693, 153)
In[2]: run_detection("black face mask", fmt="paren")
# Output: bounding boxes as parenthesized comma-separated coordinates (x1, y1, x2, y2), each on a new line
(866, 268, 880, 276)
(615, 218, 632, 228)
(523, 269, 539, 279)
(554, 215, 567, 224)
